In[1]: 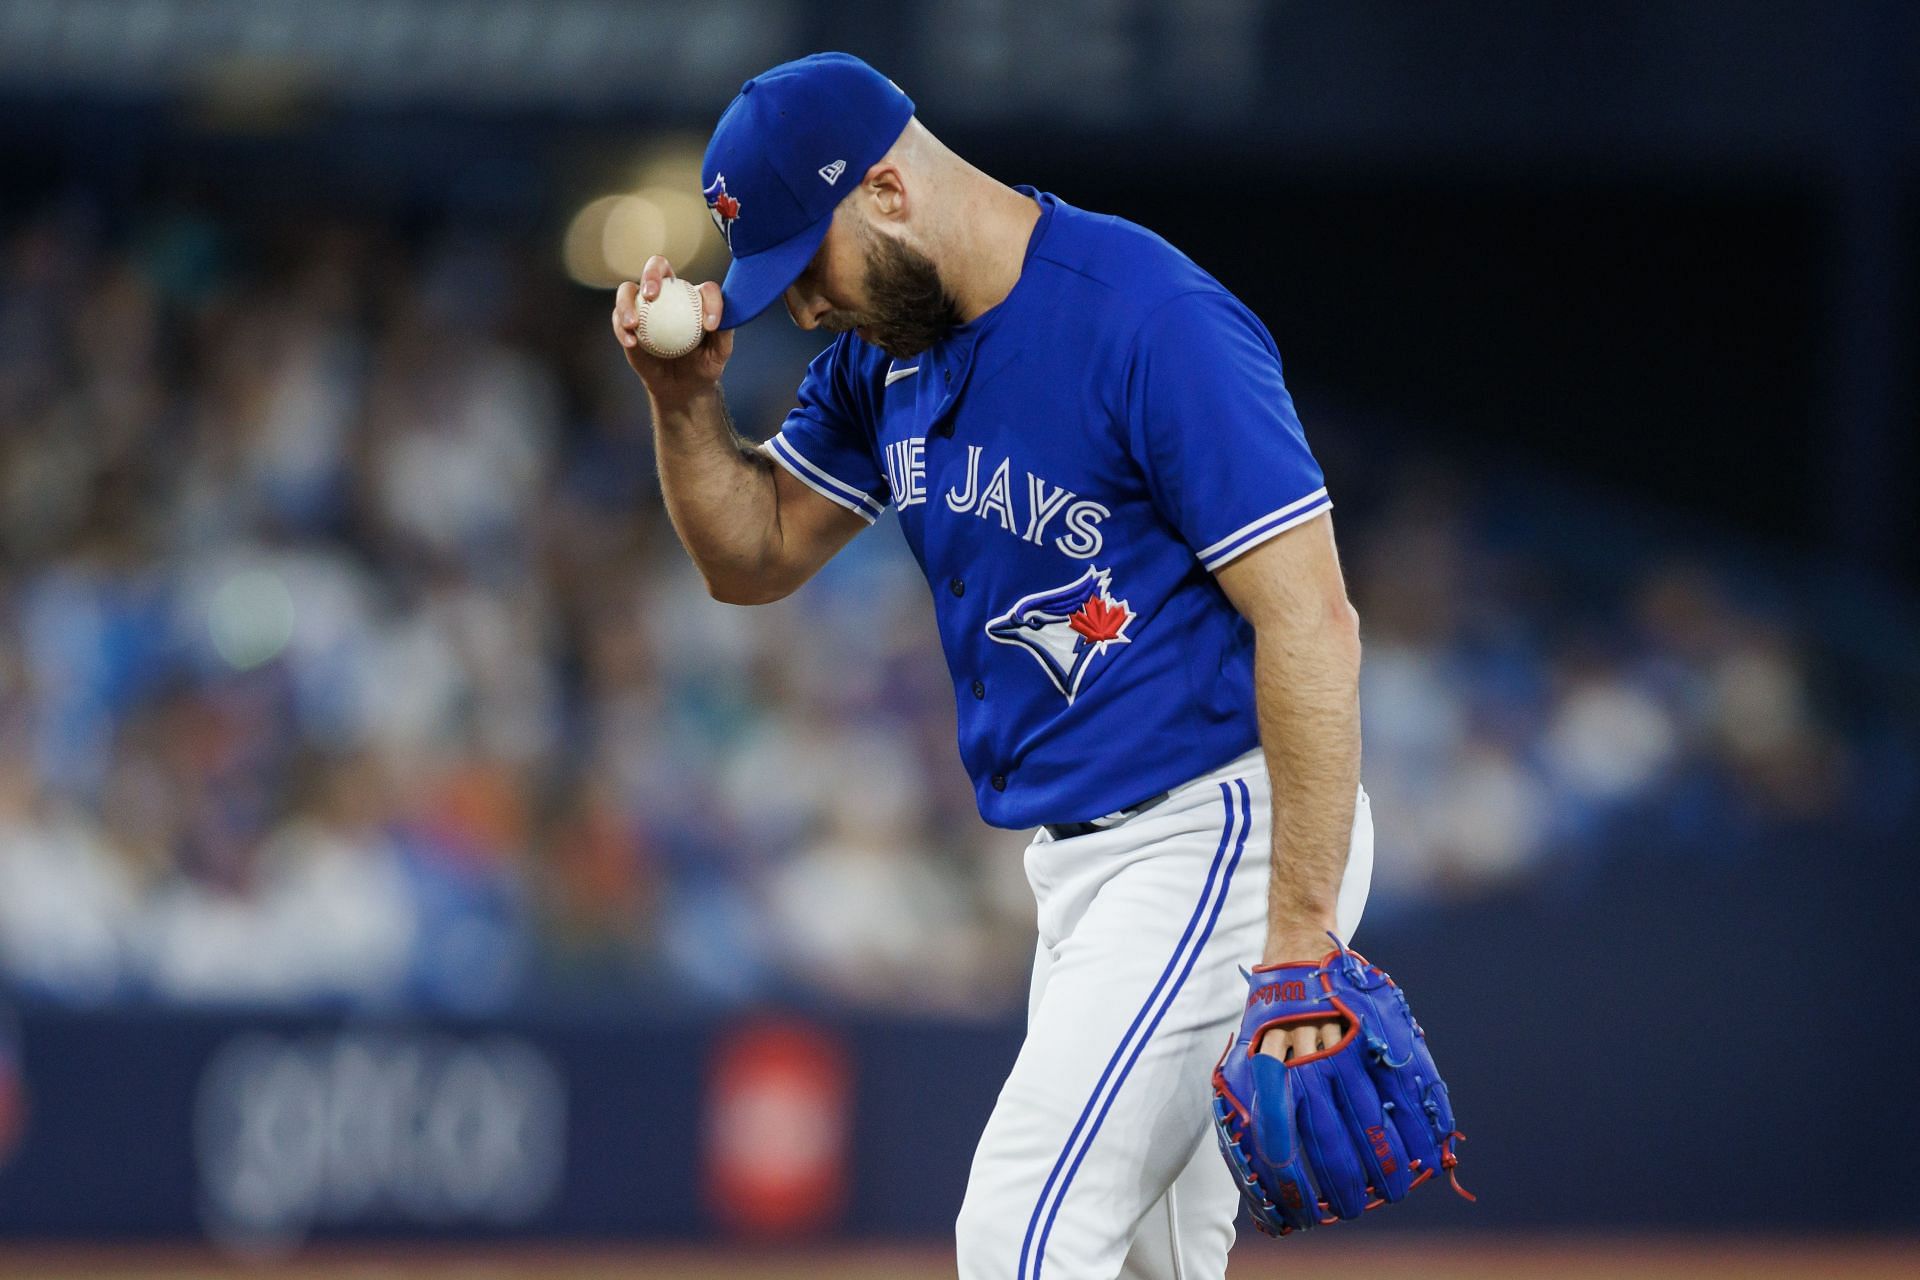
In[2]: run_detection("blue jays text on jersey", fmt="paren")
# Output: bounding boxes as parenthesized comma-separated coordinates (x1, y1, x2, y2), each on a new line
(762, 190, 1333, 828)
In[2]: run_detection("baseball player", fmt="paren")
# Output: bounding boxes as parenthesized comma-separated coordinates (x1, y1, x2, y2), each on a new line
(612, 53, 1465, 1280)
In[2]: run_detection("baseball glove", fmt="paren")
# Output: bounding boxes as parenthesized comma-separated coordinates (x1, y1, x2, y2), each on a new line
(1210, 938, 1471, 1235)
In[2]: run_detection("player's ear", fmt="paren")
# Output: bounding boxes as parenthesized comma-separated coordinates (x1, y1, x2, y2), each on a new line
(861, 162, 908, 222)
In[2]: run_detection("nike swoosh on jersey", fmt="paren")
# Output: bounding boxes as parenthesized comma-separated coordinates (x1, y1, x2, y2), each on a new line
(884, 364, 921, 387)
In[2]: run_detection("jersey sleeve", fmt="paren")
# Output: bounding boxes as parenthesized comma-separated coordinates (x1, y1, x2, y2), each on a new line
(1124, 290, 1332, 571)
(761, 339, 889, 525)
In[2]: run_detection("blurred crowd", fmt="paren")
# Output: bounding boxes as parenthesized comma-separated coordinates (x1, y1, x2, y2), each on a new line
(0, 202, 1911, 1015)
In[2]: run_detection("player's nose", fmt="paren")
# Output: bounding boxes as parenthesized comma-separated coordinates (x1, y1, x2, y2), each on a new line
(784, 283, 832, 331)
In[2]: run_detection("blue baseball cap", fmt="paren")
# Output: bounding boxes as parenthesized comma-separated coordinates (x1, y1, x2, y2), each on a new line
(701, 53, 915, 329)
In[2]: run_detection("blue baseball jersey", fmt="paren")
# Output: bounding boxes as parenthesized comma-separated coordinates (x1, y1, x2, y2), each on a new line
(763, 190, 1332, 828)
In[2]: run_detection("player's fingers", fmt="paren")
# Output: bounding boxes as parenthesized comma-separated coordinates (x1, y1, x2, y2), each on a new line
(611, 280, 641, 347)
(697, 280, 724, 331)
(640, 255, 676, 300)
(1259, 1021, 1339, 1062)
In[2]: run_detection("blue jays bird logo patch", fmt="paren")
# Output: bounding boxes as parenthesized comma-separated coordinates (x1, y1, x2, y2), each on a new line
(703, 174, 741, 249)
(986, 567, 1134, 703)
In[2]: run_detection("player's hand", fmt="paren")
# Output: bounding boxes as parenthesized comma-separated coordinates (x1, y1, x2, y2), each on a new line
(611, 257, 732, 400)
(1212, 944, 1470, 1237)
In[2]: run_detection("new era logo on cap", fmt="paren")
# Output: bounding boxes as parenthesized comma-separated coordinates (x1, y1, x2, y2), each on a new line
(818, 159, 847, 185)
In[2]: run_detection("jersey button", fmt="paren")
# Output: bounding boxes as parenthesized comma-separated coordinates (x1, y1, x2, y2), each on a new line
(949, 577, 965, 597)
(991, 774, 1007, 791)
(971, 680, 985, 699)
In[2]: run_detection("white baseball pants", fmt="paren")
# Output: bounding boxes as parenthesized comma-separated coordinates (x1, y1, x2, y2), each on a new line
(956, 748, 1374, 1280)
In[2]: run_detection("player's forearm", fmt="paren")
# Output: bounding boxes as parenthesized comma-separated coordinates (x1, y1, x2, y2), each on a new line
(648, 387, 790, 603)
(1250, 601, 1363, 963)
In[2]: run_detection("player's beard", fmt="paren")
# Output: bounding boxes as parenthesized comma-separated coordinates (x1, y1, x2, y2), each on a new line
(823, 225, 961, 360)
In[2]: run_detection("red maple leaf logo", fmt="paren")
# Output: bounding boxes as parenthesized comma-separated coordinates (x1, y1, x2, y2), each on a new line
(1068, 594, 1129, 644)
(713, 193, 740, 220)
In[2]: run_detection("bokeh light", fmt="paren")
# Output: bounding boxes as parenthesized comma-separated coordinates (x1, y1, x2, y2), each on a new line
(562, 141, 726, 288)
(207, 570, 296, 671)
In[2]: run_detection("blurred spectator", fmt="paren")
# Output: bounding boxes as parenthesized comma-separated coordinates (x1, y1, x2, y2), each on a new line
(0, 743, 139, 1003)
(142, 751, 416, 1006)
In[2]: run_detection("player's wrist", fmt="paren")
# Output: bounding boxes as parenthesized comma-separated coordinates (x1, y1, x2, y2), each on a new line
(647, 381, 725, 423)
(1261, 918, 1339, 966)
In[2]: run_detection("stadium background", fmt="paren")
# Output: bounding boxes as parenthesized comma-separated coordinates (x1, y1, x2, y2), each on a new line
(0, 1, 1915, 1275)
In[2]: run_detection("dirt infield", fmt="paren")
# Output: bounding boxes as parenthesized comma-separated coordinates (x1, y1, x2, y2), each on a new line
(0, 1238, 1916, 1280)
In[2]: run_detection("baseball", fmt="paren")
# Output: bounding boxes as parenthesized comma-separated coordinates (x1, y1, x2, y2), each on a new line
(634, 277, 705, 359)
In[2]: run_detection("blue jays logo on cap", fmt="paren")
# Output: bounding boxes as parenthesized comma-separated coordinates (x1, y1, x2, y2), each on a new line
(703, 174, 741, 250)
(986, 567, 1135, 703)
(700, 52, 915, 330)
